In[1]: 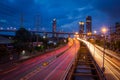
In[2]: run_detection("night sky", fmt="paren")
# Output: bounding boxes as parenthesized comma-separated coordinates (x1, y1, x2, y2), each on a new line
(0, 0, 120, 33)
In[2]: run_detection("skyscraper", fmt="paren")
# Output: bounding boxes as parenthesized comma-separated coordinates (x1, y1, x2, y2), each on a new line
(52, 18, 56, 37)
(115, 22, 120, 35)
(86, 16, 92, 33)
(79, 21, 84, 34)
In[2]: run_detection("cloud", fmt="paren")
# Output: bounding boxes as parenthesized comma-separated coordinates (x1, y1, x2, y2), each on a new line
(0, 19, 7, 23)
(77, 7, 86, 12)
(61, 20, 79, 32)
(92, 0, 120, 19)
(0, 0, 120, 32)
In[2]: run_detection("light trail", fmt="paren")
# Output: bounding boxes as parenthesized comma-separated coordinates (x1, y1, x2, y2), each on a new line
(77, 38, 120, 80)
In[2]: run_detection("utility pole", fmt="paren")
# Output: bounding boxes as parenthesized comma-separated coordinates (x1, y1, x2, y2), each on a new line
(35, 15, 40, 45)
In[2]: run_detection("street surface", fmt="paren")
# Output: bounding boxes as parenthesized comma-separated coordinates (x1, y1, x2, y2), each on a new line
(78, 38, 120, 80)
(0, 39, 80, 80)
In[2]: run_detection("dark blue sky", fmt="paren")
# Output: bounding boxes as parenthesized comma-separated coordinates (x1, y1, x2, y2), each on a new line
(0, 0, 120, 32)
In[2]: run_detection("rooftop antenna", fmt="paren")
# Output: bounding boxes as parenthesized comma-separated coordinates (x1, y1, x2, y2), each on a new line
(35, 15, 40, 31)
(35, 15, 40, 45)
(20, 13, 24, 28)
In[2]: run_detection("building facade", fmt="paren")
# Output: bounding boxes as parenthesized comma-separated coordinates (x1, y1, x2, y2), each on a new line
(109, 22, 120, 52)
(115, 22, 120, 35)
(52, 18, 56, 37)
(79, 21, 84, 34)
(86, 16, 92, 33)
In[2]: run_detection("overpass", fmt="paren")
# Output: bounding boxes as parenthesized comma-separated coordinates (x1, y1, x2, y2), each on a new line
(0, 29, 88, 35)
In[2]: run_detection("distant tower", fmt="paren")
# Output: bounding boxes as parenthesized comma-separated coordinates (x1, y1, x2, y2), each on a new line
(79, 21, 84, 34)
(52, 18, 56, 37)
(20, 14, 24, 28)
(86, 16, 92, 33)
(35, 15, 40, 31)
(35, 15, 40, 44)
(115, 22, 120, 34)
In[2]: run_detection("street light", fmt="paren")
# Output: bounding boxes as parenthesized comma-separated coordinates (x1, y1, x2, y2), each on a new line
(75, 32, 78, 35)
(102, 28, 107, 34)
(101, 27, 107, 72)
(94, 30, 97, 34)
(93, 30, 97, 58)
(74, 32, 79, 38)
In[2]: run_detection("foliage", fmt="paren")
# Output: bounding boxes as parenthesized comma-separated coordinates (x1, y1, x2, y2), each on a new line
(14, 28, 31, 51)
(0, 45, 9, 58)
(15, 28, 31, 42)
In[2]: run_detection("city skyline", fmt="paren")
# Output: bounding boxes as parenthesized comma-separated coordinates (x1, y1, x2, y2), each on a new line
(0, 0, 120, 33)
(0, 1, 120, 79)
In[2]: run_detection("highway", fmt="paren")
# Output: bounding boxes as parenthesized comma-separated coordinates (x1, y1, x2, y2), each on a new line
(27, 39, 79, 80)
(0, 39, 80, 80)
(78, 38, 120, 80)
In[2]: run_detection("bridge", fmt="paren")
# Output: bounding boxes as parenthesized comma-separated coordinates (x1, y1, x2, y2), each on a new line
(0, 29, 88, 38)
(0, 29, 74, 34)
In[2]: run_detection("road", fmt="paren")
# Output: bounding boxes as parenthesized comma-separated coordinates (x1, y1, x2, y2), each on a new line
(0, 39, 80, 80)
(78, 38, 120, 80)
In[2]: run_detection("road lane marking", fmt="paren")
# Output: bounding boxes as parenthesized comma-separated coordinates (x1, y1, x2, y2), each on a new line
(20, 67, 41, 80)
(44, 54, 70, 80)
(105, 64, 120, 80)
(60, 56, 75, 80)
(20, 44, 72, 80)
(3, 67, 17, 74)
(105, 56, 120, 70)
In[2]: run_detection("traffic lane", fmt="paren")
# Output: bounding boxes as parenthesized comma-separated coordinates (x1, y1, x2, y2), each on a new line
(94, 53, 117, 80)
(86, 41, 120, 75)
(0, 45, 70, 80)
(95, 45, 120, 61)
(45, 51, 75, 80)
(28, 46, 74, 80)
(94, 45, 120, 79)
(93, 45, 120, 70)
(44, 41, 80, 80)
(1, 56, 50, 80)
(94, 47, 119, 80)
(1, 49, 69, 80)
(28, 40, 79, 80)
(77, 38, 119, 80)
(88, 41, 120, 71)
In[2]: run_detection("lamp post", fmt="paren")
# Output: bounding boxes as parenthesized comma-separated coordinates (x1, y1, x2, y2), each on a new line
(101, 27, 107, 72)
(74, 32, 79, 38)
(93, 30, 97, 58)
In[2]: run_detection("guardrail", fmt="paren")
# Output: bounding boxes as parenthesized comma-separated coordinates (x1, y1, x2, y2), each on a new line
(95, 45, 120, 61)
(65, 39, 106, 80)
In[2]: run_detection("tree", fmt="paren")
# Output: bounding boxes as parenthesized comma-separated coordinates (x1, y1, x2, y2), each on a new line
(15, 28, 31, 42)
(14, 28, 31, 51)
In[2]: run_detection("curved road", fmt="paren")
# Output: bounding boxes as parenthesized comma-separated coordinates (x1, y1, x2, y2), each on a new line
(0, 39, 80, 80)
(78, 38, 120, 80)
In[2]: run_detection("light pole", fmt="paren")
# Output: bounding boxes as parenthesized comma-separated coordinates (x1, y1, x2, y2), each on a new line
(93, 30, 97, 58)
(101, 27, 107, 72)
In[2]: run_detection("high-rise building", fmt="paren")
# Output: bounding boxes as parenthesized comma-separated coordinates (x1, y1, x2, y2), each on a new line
(52, 18, 56, 37)
(79, 21, 84, 33)
(115, 22, 120, 35)
(86, 16, 92, 33)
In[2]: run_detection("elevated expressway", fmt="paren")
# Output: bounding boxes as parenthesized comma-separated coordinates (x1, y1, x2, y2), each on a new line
(78, 38, 120, 80)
